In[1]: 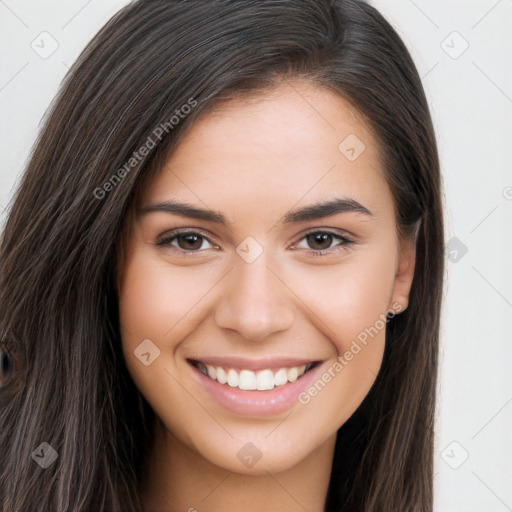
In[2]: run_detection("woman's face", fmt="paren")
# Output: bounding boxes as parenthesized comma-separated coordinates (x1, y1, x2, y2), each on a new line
(118, 81, 416, 474)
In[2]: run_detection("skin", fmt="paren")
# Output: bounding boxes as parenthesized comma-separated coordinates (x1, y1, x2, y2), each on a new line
(117, 80, 416, 512)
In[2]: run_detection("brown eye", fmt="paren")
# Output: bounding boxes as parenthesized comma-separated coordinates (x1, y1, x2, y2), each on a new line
(294, 230, 354, 256)
(156, 231, 216, 252)
(176, 233, 204, 250)
(306, 233, 334, 251)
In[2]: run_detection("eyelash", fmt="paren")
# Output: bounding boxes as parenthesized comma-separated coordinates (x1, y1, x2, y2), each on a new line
(155, 229, 355, 257)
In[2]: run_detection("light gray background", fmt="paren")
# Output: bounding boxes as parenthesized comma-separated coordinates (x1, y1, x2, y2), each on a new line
(1, 1, 511, 510)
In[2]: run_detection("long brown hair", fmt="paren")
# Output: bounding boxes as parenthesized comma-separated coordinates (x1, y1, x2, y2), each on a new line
(0, 1, 444, 510)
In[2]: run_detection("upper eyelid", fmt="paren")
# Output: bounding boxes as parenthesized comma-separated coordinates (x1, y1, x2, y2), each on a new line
(296, 227, 353, 239)
(156, 227, 217, 243)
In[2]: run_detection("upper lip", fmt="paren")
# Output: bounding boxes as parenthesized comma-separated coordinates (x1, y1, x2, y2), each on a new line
(187, 356, 320, 371)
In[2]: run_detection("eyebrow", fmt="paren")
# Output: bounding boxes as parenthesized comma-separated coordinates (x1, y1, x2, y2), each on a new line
(137, 197, 374, 225)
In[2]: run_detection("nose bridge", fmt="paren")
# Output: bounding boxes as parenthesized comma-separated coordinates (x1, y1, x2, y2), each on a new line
(214, 253, 294, 342)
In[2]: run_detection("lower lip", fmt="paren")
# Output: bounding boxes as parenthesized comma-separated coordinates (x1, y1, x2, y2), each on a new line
(188, 361, 324, 417)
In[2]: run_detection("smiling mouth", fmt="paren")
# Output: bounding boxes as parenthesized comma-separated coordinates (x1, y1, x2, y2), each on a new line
(188, 359, 320, 391)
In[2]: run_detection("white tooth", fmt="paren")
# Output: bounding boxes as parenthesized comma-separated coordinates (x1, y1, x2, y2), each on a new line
(206, 364, 217, 380)
(274, 368, 288, 387)
(256, 369, 274, 390)
(227, 368, 239, 387)
(238, 369, 257, 390)
(205, 364, 309, 390)
(296, 364, 307, 377)
(287, 366, 299, 382)
(217, 367, 227, 384)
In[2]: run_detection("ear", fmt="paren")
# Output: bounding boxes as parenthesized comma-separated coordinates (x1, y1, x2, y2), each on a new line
(388, 229, 418, 314)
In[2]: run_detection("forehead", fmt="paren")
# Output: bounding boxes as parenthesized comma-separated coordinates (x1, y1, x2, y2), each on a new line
(141, 81, 393, 222)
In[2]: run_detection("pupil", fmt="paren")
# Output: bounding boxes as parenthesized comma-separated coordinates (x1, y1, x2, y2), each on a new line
(308, 233, 332, 250)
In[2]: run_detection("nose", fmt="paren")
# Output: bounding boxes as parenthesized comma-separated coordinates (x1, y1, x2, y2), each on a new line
(214, 256, 295, 343)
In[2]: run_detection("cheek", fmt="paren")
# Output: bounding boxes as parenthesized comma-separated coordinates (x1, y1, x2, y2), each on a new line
(279, 248, 396, 421)
(117, 250, 219, 405)
(118, 250, 219, 345)
(117, 251, 222, 445)
(284, 246, 396, 349)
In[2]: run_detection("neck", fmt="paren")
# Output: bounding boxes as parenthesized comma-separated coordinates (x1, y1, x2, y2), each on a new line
(139, 420, 336, 512)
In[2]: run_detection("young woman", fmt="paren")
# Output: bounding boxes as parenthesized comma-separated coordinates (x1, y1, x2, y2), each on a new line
(0, 1, 444, 511)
